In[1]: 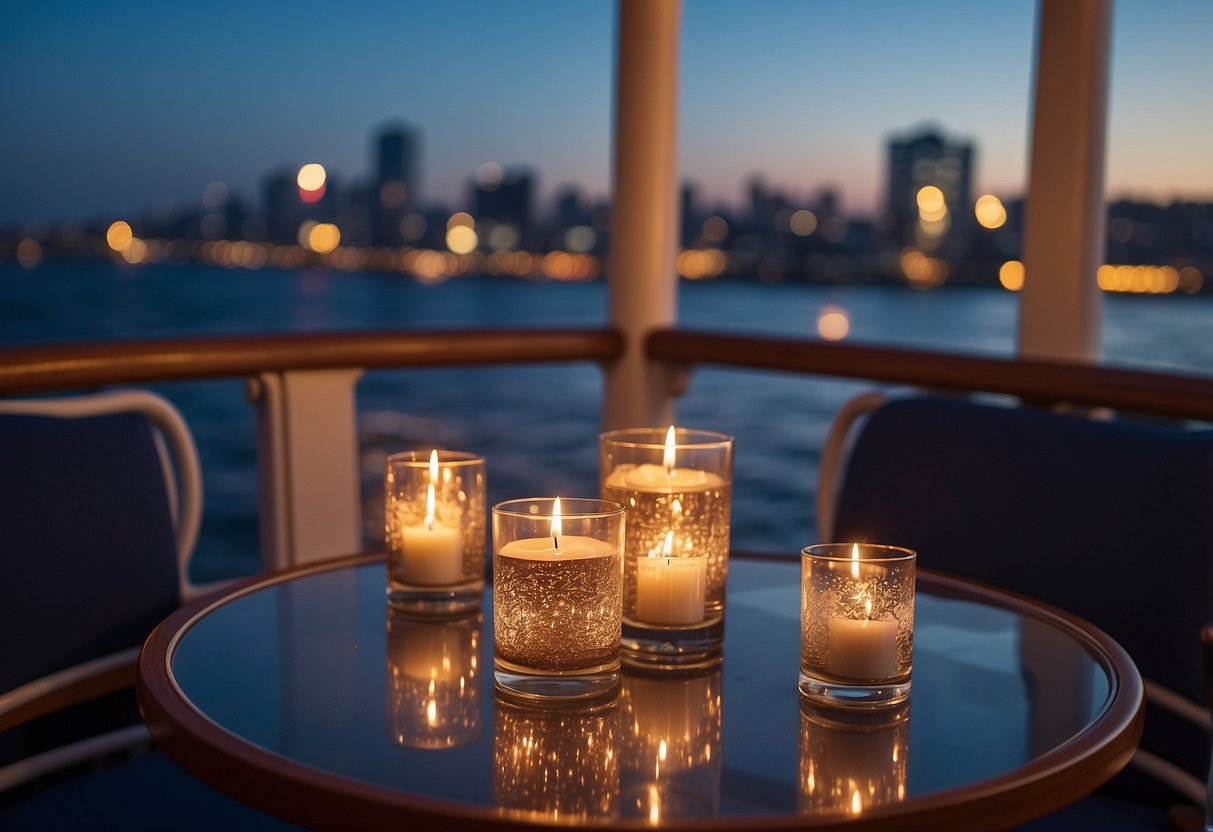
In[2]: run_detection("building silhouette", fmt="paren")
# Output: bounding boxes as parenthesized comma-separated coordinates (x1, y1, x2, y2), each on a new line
(886, 126, 974, 249)
(371, 124, 420, 246)
(472, 167, 535, 248)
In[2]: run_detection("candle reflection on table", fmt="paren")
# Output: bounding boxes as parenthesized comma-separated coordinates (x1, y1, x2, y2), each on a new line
(385, 610, 482, 749)
(493, 696, 620, 821)
(798, 699, 909, 817)
(620, 665, 723, 821)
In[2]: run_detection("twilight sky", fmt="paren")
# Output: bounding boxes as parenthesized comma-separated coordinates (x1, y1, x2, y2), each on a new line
(2, 0, 1210, 225)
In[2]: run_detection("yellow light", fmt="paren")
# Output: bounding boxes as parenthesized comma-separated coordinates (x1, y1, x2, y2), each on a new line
(851, 543, 860, 580)
(121, 237, 147, 264)
(446, 212, 475, 230)
(999, 260, 1025, 291)
(663, 425, 677, 470)
(817, 306, 850, 341)
(307, 223, 341, 254)
(297, 163, 326, 192)
(916, 186, 945, 214)
(106, 221, 133, 252)
(974, 194, 1006, 229)
(790, 209, 817, 236)
(446, 225, 478, 255)
(551, 497, 562, 548)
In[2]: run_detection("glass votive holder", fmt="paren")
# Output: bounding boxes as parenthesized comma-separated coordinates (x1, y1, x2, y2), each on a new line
(800, 543, 916, 708)
(385, 609, 482, 749)
(492, 497, 624, 701)
(599, 426, 734, 668)
(799, 699, 910, 817)
(620, 664, 723, 822)
(493, 695, 620, 822)
(385, 450, 485, 615)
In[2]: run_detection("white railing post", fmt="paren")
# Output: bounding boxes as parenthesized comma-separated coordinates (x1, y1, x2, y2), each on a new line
(1018, 0, 1113, 361)
(604, 0, 683, 429)
(249, 368, 364, 568)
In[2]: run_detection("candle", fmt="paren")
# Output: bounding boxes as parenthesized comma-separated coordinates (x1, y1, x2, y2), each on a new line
(398, 471, 463, 585)
(386, 448, 486, 614)
(634, 531, 707, 625)
(828, 598, 898, 680)
(603, 426, 726, 494)
(493, 497, 623, 691)
(800, 542, 915, 706)
(600, 426, 733, 654)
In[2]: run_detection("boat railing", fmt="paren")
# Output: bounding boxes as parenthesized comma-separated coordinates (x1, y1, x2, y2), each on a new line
(2, 326, 1211, 568)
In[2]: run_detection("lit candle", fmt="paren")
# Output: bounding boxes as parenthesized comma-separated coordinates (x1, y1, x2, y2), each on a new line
(398, 450, 463, 585)
(603, 425, 726, 494)
(826, 546, 897, 680)
(497, 497, 616, 563)
(634, 531, 707, 625)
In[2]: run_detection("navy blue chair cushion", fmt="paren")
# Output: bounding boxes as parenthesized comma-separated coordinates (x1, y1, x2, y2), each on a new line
(0, 412, 180, 692)
(0, 751, 302, 830)
(834, 396, 1213, 789)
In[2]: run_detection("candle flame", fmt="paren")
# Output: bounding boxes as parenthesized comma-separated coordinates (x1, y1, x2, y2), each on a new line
(551, 496, 562, 549)
(851, 542, 860, 579)
(663, 425, 676, 472)
(662, 529, 674, 559)
(428, 448, 439, 482)
(851, 789, 862, 815)
(425, 483, 436, 530)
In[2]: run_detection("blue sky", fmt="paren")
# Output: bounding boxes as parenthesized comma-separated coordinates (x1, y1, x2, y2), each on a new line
(1, 0, 1209, 224)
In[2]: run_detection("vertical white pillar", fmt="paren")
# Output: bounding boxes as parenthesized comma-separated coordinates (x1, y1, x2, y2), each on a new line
(252, 368, 364, 568)
(605, 0, 682, 429)
(1018, 0, 1113, 361)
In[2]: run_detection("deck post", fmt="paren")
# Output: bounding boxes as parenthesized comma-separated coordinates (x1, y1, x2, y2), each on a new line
(604, 0, 682, 429)
(250, 368, 364, 568)
(1018, 0, 1112, 361)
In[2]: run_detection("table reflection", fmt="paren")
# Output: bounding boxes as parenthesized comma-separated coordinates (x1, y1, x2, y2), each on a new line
(620, 665, 723, 821)
(493, 696, 620, 821)
(799, 699, 909, 817)
(385, 610, 482, 748)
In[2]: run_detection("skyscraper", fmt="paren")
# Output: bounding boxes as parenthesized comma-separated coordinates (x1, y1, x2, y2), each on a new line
(472, 167, 535, 248)
(372, 124, 420, 246)
(886, 126, 974, 248)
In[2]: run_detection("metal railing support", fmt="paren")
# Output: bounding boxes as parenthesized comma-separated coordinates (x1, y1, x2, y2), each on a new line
(250, 368, 364, 568)
(1018, 0, 1113, 361)
(604, 0, 683, 429)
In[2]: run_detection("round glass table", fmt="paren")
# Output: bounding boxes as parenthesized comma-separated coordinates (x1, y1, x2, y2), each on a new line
(138, 554, 1142, 830)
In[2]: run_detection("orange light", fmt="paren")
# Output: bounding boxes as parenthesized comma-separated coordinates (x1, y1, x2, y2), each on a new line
(974, 195, 1006, 229)
(999, 260, 1025, 291)
(106, 221, 133, 252)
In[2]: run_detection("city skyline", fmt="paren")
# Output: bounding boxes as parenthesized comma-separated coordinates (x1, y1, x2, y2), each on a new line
(2, 0, 1211, 226)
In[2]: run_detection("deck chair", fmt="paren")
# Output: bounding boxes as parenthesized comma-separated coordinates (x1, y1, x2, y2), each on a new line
(0, 390, 297, 829)
(820, 393, 1213, 828)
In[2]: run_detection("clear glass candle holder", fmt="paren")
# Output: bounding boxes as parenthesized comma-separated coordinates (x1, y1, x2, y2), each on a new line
(799, 699, 910, 817)
(385, 450, 485, 615)
(599, 427, 733, 668)
(620, 665, 723, 821)
(493, 695, 620, 822)
(492, 497, 624, 701)
(800, 543, 916, 708)
(385, 609, 482, 749)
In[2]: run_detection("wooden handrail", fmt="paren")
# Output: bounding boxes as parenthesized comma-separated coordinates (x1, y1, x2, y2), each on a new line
(647, 328, 1213, 422)
(0, 328, 625, 396)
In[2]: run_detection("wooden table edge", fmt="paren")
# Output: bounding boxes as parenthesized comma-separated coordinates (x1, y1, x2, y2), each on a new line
(136, 553, 1145, 832)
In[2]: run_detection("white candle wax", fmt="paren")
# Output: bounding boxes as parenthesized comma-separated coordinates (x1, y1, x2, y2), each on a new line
(827, 617, 898, 680)
(399, 521, 463, 585)
(498, 535, 616, 561)
(635, 556, 707, 625)
(604, 463, 724, 493)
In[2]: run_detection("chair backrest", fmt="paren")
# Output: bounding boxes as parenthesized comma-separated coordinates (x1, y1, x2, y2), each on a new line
(831, 395, 1213, 795)
(0, 391, 201, 693)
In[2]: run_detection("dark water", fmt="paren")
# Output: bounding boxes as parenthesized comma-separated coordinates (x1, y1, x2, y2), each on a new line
(3, 261, 1210, 581)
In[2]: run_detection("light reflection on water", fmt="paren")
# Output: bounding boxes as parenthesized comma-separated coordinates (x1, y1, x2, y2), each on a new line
(2, 262, 1209, 580)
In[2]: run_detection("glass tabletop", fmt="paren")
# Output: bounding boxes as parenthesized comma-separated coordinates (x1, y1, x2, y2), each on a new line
(166, 558, 1121, 825)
